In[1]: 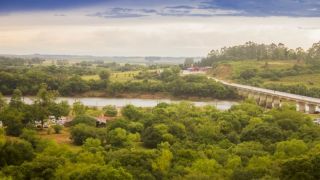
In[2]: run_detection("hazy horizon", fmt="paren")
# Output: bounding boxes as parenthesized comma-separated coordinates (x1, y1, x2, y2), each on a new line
(0, 0, 320, 57)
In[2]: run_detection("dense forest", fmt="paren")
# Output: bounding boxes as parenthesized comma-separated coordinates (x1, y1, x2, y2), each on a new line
(199, 41, 320, 66)
(1, 89, 320, 179)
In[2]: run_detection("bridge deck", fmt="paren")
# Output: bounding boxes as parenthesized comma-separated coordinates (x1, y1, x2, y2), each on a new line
(211, 78, 320, 105)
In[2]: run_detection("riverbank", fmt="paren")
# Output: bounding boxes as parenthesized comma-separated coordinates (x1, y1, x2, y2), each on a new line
(5, 96, 238, 110)
(62, 91, 240, 102)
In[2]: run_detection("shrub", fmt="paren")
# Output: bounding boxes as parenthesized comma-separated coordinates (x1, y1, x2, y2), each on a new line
(103, 105, 118, 117)
(47, 128, 53, 135)
(52, 125, 63, 134)
(70, 124, 98, 145)
(70, 115, 97, 127)
(20, 129, 40, 148)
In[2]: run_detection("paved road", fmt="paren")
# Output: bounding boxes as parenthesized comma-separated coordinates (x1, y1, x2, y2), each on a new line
(209, 77, 320, 105)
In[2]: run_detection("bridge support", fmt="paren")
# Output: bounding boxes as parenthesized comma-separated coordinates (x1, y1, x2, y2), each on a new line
(253, 93, 261, 104)
(259, 94, 267, 107)
(242, 90, 249, 97)
(247, 92, 254, 100)
(266, 96, 273, 108)
(239, 89, 249, 97)
(237, 89, 244, 96)
(298, 102, 306, 113)
(234, 86, 319, 114)
(308, 104, 317, 114)
(273, 97, 281, 108)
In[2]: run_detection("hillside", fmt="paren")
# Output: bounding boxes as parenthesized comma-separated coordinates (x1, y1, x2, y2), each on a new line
(200, 41, 320, 98)
(209, 59, 320, 98)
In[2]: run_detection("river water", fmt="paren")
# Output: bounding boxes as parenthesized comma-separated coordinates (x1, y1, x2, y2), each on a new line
(7, 97, 237, 110)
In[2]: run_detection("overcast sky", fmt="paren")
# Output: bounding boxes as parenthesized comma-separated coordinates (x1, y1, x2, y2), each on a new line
(0, 0, 320, 57)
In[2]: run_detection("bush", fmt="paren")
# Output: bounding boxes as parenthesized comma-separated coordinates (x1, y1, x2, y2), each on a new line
(0, 139, 34, 167)
(52, 125, 63, 134)
(70, 115, 97, 127)
(121, 105, 143, 121)
(47, 128, 53, 135)
(20, 129, 40, 148)
(0, 109, 24, 136)
(70, 124, 98, 145)
(240, 69, 257, 80)
(103, 105, 118, 117)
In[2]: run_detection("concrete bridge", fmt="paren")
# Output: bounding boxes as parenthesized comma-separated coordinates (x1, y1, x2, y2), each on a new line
(210, 77, 320, 114)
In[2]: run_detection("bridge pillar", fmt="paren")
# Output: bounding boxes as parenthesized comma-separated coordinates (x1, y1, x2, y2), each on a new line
(253, 93, 261, 104)
(237, 89, 243, 96)
(273, 97, 281, 108)
(308, 104, 317, 114)
(259, 94, 267, 107)
(247, 92, 254, 100)
(238, 89, 248, 97)
(298, 102, 306, 113)
(242, 90, 249, 97)
(266, 96, 273, 108)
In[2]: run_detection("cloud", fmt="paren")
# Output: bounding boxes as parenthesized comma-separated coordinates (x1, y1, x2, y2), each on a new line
(2, 0, 319, 17)
(0, 0, 107, 12)
(165, 5, 195, 10)
(1, 16, 320, 56)
(298, 26, 320, 30)
(54, 14, 66, 17)
(201, 0, 320, 17)
(87, 8, 153, 18)
(88, 5, 242, 19)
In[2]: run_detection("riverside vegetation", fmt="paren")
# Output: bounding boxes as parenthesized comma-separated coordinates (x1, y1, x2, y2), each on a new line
(0, 57, 235, 99)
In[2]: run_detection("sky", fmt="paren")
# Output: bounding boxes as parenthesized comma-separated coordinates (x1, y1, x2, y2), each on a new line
(0, 0, 320, 57)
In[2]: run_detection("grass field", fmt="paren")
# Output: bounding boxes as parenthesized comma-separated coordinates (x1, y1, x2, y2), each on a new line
(81, 75, 100, 81)
(264, 73, 320, 87)
(227, 60, 296, 76)
(110, 71, 140, 82)
(211, 60, 297, 80)
(81, 71, 140, 82)
(38, 128, 81, 151)
(211, 60, 320, 88)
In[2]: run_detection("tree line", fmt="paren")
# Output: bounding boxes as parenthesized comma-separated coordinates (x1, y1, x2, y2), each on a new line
(0, 65, 235, 99)
(199, 41, 320, 66)
(109, 68, 236, 99)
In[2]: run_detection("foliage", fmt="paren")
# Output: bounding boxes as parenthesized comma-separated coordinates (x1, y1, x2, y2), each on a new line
(0, 62, 235, 99)
(52, 124, 63, 134)
(199, 41, 320, 66)
(70, 123, 98, 145)
(1, 101, 320, 179)
(103, 105, 118, 117)
(0, 108, 24, 136)
(70, 115, 97, 127)
(72, 101, 86, 116)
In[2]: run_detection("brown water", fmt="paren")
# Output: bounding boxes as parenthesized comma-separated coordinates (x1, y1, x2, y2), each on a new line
(7, 97, 238, 110)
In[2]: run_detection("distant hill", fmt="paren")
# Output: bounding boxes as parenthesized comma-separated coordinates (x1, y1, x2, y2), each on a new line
(0, 54, 203, 65)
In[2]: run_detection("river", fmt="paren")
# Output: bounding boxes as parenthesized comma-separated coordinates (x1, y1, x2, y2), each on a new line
(6, 97, 238, 110)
